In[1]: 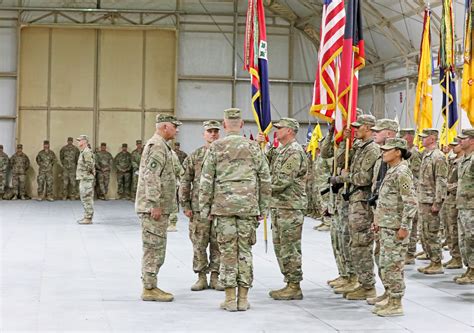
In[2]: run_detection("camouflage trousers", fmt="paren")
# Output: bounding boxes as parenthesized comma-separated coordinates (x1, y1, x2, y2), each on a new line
(458, 209, 474, 268)
(141, 213, 169, 289)
(407, 213, 419, 257)
(0, 173, 6, 195)
(116, 171, 131, 197)
(79, 179, 94, 219)
(443, 201, 461, 260)
(131, 171, 139, 198)
(271, 208, 304, 283)
(349, 201, 375, 288)
(418, 203, 442, 263)
(12, 174, 26, 197)
(96, 171, 110, 197)
(215, 215, 258, 288)
(379, 227, 409, 299)
(189, 213, 220, 273)
(63, 169, 78, 198)
(37, 171, 53, 197)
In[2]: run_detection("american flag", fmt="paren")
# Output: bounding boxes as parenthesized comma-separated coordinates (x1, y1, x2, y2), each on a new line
(310, 0, 345, 125)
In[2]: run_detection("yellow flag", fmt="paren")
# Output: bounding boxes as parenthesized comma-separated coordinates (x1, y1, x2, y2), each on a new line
(306, 123, 323, 160)
(461, 2, 474, 126)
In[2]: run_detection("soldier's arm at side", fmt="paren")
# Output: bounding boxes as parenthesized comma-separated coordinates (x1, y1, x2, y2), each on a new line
(36, 152, 41, 165)
(25, 155, 30, 170)
(142, 147, 166, 210)
(399, 171, 417, 231)
(256, 148, 272, 216)
(320, 134, 334, 159)
(434, 155, 448, 209)
(179, 154, 194, 212)
(198, 148, 216, 219)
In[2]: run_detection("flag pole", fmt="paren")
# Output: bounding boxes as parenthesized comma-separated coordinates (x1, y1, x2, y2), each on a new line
(260, 141, 268, 253)
(446, 69, 450, 147)
(344, 51, 356, 182)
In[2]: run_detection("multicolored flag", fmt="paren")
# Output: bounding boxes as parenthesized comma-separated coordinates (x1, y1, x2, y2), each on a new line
(440, 68, 459, 145)
(310, 0, 345, 123)
(244, 0, 271, 135)
(461, 0, 474, 126)
(306, 123, 323, 160)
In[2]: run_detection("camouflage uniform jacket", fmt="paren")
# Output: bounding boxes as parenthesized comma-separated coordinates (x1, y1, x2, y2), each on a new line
(446, 155, 462, 203)
(456, 151, 474, 209)
(179, 145, 207, 212)
(76, 146, 95, 181)
(36, 150, 57, 174)
(337, 138, 380, 203)
(269, 139, 308, 209)
(10, 152, 30, 175)
(95, 151, 113, 172)
(0, 152, 9, 174)
(375, 160, 417, 230)
(135, 134, 178, 214)
(408, 146, 422, 186)
(171, 150, 184, 180)
(175, 149, 188, 166)
(114, 151, 132, 173)
(199, 132, 271, 217)
(131, 148, 143, 171)
(313, 154, 333, 192)
(417, 148, 447, 206)
(60, 144, 80, 171)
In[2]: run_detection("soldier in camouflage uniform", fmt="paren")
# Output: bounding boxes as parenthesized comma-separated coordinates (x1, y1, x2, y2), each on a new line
(454, 129, 474, 284)
(166, 150, 184, 232)
(95, 143, 113, 200)
(76, 135, 95, 224)
(441, 140, 463, 269)
(179, 120, 223, 291)
(36, 140, 57, 201)
(266, 118, 307, 301)
(173, 142, 188, 165)
(417, 128, 448, 275)
(372, 138, 417, 317)
(331, 115, 379, 300)
(114, 143, 132, 199)
(131, 139, 143, 200)
(199, 108, 271, 312)
(313, 147, 333, 232)
(0, 145, 9, 200)
(398, 129, 423, 264)
(10, 144, 30, 200)
(60, 137, 80, 200)
(136, 114, 181, 302)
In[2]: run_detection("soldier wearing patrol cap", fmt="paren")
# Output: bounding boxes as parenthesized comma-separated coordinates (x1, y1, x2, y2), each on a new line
(60, 137, 80, 200)
(0, 144, 9, 200)
(180, 120, 224, 292)
(114, 143, 132, 199)
(10, 143, 30, 200)
(199, 108, 271, 311)
(454, 129, 474, 284)
(36, 140, 57, 201)
(417, 128, 448, 275)
(95, 142, 113, 200)
(136, 114, 182, 302)
(76, 135, 95, 224)
(131, 139, 143, 200)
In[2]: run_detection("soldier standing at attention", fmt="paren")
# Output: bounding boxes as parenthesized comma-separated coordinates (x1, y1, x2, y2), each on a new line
(10, 144, 30, 200)
(95, 143, 113, 200)
(0, 145, 9, 200)
(417, 128, 448, 275)
(60, 137, 80, 200)
(131, 139, 143, 200)
(136, 114, 182, 302)
(36, 140, 57, 201)
(372, 138, 417, 317)
(180, 120, 224, 291)
(453, 129, 474, 284)
(199, 108, 271, 312)
(76, 135, 95, 225)
(114, 143, 132, 199)
(265, 118, 308, 301)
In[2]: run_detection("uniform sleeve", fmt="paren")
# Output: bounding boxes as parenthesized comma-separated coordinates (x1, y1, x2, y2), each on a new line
(434, 155, 448, 205)
(36, 153, 41, 166)
(60, 148, 65, 165)
(25, 155, 30, 171)
(320, 135, 334, 159)
(271, 151, 305, 194)
(142, 147, 166, 208)
(199, 147, 216, 218)
(256, 148, 272, 215)
(131, 152, 139, 170)
(399, 171, 417, 230)
(179, 154, 194, 211)
(343, 145, 379, 186)
(84, 151, 95, 174)
(411, 150, 422, 181)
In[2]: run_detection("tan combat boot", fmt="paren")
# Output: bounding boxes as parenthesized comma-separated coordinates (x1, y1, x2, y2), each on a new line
(237, 286, 250, 311)
(417, 262, 432, 273)
(191, 272, 208, 291)
(269, 283, 289, 298)
(367, 290, 388, 305)
(424, 261, 444, 275)
(374, 297, 404, 317)
(455, 267, 474, 285)
(209, 272, 224, 291)
(405, 254, 415, 265)
(77, 218, 93, 225)
(220, 288, 237, 311)
(443, 258, 453, 267)
(271, 282, 303, 300)
(416, 252, 429, 260)
(371, 296, 390, 313)
(345, 286, 376, 300)
(328, 276, 348, 288)
(453, 268, 470, 282)
(142, 287, 174, 302)
(327, 275, 342, 285)
(334, 275, 359, 294)
(445, 257, 463, 269)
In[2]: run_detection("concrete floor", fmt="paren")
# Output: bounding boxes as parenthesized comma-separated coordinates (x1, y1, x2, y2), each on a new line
(0, 200, 473, 332)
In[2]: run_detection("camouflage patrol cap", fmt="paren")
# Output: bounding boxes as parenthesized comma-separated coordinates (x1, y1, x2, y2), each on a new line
(100, 142, 107, 147)
(17, 144, 23, 149)
(203, 120, 221, 130)
(156, 114, 182, 126)
(43, 140, 49, 145)
(449, 139, 459, 146)
(224, 108, 242, 119)
(371, 119, 398, 132)
(273, 117, 300, 131)
(399, 128, 416, 136)
(67, 137, 73, 142)
(121, 143, 127, 148)
(381, 137, 408, 151)
(76, 134, 89, 141)
(136, 139, 142, 144)
(351, 114, 376, 128)
(457, 128, 474, 139)
(418, 128, 439, 138)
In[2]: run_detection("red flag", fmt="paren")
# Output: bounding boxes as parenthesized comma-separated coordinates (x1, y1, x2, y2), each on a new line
(273, 132, 279, 148)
